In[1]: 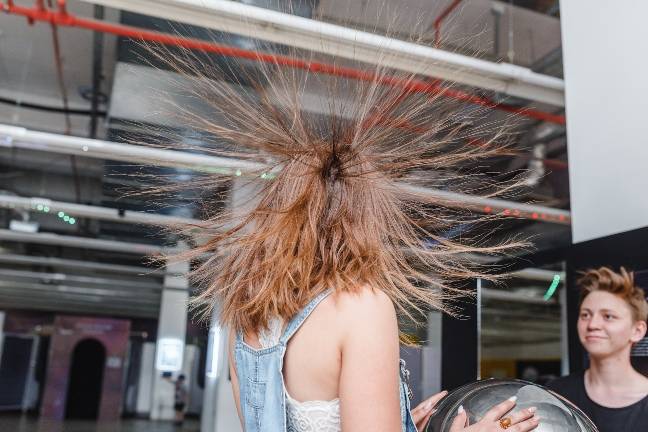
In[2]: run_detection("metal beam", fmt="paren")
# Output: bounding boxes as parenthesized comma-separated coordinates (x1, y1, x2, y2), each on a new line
(0, 282, 159, 305)
(403, 185, 570, 224)
(0, 253, 168, 276)
(0, 194, 200, 227)
(0, 269, 163, 291)
(0, 279, 160, 297)
(0, 297, 158, 318)
(0, 229, 165, 254)
(79, 0, 565, 106)
(0, 125, 571, 225)
(0, 124, 260, 174)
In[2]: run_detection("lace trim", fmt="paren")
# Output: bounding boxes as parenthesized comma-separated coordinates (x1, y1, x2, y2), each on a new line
(287, 393, 341, 432)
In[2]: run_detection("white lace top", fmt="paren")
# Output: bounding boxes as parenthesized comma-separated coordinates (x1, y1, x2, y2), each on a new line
(259, 318, 341, 432)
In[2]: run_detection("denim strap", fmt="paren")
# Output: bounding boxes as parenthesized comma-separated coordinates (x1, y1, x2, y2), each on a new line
(279, 290, 332, 344)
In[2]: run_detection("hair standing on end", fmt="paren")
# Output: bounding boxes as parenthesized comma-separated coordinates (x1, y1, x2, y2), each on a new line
(135, 32, 527, 337)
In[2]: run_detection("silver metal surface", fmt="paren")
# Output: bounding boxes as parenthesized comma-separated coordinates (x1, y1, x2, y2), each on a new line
(426, 379, 597, 432)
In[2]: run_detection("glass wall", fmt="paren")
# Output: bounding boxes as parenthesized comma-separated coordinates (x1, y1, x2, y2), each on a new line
(479, 264, 567, 386)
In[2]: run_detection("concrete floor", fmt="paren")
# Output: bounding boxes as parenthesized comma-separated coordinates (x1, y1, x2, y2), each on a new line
(0, 415, 200, 432)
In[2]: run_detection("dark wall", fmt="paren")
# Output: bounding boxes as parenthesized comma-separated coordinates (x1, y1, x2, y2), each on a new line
(442, 283, 478, 390)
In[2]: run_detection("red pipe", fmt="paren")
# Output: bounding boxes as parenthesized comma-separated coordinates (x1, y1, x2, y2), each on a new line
(434, 0, 464, 47)
(0, 1, 565, 125)
(543, 158, 568, 170)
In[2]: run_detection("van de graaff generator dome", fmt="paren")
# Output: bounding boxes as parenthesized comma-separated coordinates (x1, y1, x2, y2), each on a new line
(425, 379, 598, 432)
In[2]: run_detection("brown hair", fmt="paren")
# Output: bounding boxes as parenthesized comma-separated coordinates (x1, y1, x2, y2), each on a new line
(578, 267, 648, 322)
(135, 36, 526, 335)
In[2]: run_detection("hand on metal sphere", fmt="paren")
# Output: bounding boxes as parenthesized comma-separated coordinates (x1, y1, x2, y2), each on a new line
(449, 397, 540, 432)
(412, 390, 449, 430)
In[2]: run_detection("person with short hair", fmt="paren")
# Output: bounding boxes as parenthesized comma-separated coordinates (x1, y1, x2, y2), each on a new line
(548, 266, 648, 432)
(173, 374, 188, 426)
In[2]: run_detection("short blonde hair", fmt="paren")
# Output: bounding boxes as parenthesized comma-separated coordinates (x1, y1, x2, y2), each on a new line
(578, 267, 648, 322)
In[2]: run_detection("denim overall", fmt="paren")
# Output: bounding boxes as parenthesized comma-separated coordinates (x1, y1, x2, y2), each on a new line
(234, 290, 418, 431)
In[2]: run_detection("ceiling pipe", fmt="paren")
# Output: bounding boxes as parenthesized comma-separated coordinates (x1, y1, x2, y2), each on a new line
(0, 253, 168, 275)
(0, 125, 571, 224)
(77, 0, 565, 106)
(0, 194, 201, 227)
(0, 124, 261, 173)
(403, 185, 570, 224)
(1, 0, 565, 119)
(0, 268, 163, 290)
(0, 297, 159, 317)
(0, 228, 165, 254)
(433, 0, 464, 47)
(0, 281, 160, 302)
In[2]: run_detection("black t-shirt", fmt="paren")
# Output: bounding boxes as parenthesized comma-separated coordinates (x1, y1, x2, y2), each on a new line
(547, 371, 648, 432)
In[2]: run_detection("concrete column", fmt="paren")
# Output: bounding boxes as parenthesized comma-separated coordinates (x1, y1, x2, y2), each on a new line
(422, 311, 442, 396)
(150, 248, 190, 420)
(135, 342, 155, 416)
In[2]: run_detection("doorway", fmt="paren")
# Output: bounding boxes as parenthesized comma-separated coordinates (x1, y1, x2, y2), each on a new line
(65, 339, 106, 419)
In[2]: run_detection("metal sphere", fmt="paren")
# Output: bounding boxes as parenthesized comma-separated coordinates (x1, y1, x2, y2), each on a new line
(425, 379, 598, 432)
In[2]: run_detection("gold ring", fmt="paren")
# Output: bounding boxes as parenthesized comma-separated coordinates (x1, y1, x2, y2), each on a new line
(499, 417, 512, 429)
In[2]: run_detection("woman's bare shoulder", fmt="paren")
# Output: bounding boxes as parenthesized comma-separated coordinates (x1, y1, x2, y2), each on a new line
(331, 286, 398, 333)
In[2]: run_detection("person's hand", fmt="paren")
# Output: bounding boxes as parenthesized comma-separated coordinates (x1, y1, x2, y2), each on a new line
(449, 397, 539, 432)
(412, 390, 448, 431)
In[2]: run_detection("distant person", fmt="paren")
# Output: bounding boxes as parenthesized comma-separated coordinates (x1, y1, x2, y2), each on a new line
(163, 373, 188, 426)
(547, 267, 648, 432)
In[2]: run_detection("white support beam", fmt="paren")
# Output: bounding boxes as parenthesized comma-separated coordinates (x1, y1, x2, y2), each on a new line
(79, 0, 564, 106)
(0, 194, 200, 227)
(0, 229, 165, 254)
(0, 124, 570, 225)
(0, 124, 261, 174)
(402, 185, 571, 224)
(0, 253, 168, 275)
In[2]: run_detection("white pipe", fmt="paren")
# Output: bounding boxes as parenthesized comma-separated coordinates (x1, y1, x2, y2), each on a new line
(403, 185, 571, 223)
(0, 253, 167, 275)
(0, 229, 164, 254)
(0, 124, 262, 173)
(79, 0, 564, 106)
(0, 124, 571, 225)
(0, 194, 200, 227)
(0, 268, 163, 290)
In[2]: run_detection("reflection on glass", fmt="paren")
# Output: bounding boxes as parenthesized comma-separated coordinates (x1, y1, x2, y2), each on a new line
(479, 264, 566, 385)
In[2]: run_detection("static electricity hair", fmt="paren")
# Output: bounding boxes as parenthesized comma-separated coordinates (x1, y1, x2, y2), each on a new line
(135, 29, 526, 335)
(579, 267, 648, 322)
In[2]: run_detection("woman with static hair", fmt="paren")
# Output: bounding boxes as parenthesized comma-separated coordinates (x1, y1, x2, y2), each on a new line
(148, 38, 541, 431)
(548, 267, 648, 432)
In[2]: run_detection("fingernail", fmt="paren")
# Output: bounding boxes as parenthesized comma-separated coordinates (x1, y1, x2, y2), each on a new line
(507, 396, 517, 403)
(457, 405, 465, 414)
(528, 407, 537, 414)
